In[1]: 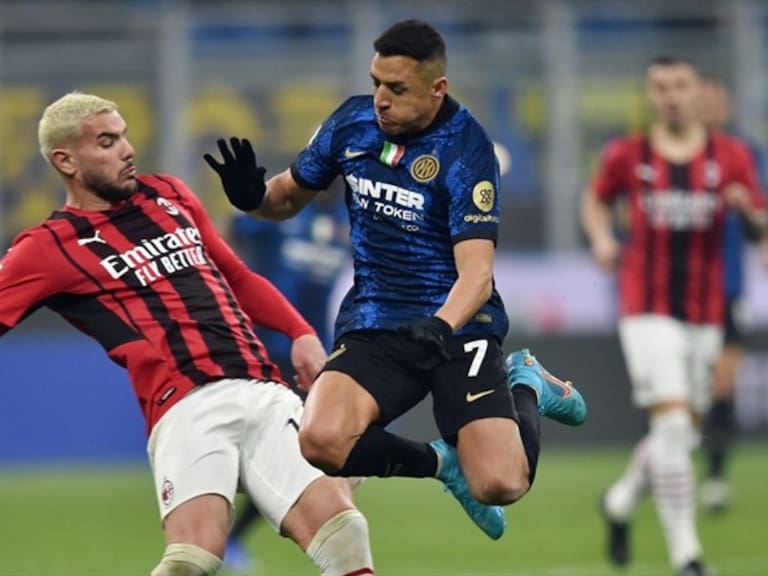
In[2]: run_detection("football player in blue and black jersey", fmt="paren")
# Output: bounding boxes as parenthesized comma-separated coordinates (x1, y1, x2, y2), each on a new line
(206, 19, 586, 541)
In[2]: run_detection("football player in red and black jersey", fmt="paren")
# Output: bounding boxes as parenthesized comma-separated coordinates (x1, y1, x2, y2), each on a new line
(0, 92, 375, 576)
(582, 56, 766, 576)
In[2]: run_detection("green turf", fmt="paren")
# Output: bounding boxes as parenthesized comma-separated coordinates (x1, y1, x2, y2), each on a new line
(0, 444, 766, 575)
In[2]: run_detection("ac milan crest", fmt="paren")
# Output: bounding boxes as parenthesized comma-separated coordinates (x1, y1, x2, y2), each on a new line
(161, 478, 175, 507)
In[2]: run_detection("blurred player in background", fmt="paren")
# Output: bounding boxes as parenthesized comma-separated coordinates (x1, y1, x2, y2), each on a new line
(698, 76, 768, 513)
(206, 18, 587, 543)
(224, 188, 349, 572)
(582, 56, 766, 576)
(230, 185, 349, 377)
(0, 92, 375, 576)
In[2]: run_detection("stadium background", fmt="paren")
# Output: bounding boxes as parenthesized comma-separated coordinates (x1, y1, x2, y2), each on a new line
(1, 0, 767, 574)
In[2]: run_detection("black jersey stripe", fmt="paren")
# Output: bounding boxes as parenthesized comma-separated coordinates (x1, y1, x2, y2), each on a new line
(640, 138, 655, 312)
(151, 177, 273, 379)
(44, 292, 141, 351)
(698, 138, 717, 322)
(52, 210, 214, 385)
(118, 186, 253, 380)
(43, 223, 141, 342)
(668, 162, 691, 321)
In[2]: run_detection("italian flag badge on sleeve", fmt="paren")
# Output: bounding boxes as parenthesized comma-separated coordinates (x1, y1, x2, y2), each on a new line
(379, 141, 405, 167)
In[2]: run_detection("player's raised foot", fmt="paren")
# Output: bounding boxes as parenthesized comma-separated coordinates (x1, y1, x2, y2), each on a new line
(505, 348, 587, 426)
(600, 493, 630, 567)
(430, 439, 506, 540)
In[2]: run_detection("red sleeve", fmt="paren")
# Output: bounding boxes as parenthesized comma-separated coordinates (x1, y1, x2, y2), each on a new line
(165, 176, 316, 340)
(0, 232, 58, 336)
(591, 138, 631, 202)
(729, 137, 767, 210)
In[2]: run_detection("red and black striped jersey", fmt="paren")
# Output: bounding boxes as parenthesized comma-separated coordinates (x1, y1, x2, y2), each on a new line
(592, 131, 766, 324)
(0, 174, 315, 433)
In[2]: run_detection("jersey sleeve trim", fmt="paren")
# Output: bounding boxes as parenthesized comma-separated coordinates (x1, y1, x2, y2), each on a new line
(289, 163, 332, 191)
(452, 229, 497, 245)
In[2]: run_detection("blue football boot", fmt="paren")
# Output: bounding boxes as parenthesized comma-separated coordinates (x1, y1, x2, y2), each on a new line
(505, 348, 587, 426)
(430, 439, 506, 540)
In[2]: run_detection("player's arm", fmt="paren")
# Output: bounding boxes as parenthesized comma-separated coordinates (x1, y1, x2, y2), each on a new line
(580, 138, 628, 271)
(434, 239, 494, 331)
(398, 240, 494, 371)
(258, 168, 317, 220)
(178, 177, 316, 337)
(581, 185, 620, 271)
(724, 139, 768, 240)
(723, 183, 767, 239)
(397, 134, 502, 369)
(0, 234, 57, 337)
(177, 178, 326, 385)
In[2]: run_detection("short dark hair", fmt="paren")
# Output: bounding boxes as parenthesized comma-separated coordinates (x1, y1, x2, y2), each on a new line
(373, 19, 446, 64)
(646, 54, 697, 71)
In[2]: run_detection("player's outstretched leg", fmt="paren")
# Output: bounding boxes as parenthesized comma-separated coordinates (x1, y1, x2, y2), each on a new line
(505, 348, 587, 426)
(430, 439, 506, 540)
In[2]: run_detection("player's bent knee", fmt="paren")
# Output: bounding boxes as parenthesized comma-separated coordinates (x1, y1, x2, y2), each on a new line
(503, 474, 532, 504)
(298, 427, 347, 473)
(150, 543, 222, 576)
(650, 408, 694, 450)
(473, 473, 530, 505)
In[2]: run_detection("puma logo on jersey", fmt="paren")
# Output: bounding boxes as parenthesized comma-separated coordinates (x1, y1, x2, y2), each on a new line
(77, 230, 107, 246)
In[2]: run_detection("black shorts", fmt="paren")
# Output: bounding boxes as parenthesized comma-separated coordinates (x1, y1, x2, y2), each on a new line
(724, 297, 747, 345)
(322, 330, 516, 439)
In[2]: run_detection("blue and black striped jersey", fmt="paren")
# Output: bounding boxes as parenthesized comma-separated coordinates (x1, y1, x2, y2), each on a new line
(291, 94, 509, 341)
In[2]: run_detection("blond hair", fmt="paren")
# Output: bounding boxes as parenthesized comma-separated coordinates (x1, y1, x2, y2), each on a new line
(38, 92, 118, 164)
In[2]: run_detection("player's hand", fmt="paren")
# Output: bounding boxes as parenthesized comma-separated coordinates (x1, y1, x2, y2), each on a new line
(204, 137, 267, 212)
(724, 183, 753, 215)
(591, 234, 620, 271)
(397, 316, 453, 371)
(291, 334, 326, 393)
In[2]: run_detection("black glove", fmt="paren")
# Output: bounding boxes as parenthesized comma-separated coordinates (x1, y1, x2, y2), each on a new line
(397, 316, 453, 370)
(203, 137, 267, 212)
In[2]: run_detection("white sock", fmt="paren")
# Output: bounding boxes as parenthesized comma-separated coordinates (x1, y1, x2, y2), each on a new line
(150, 543, 222, 576)
(605, 435, 651, 521)
(648, 410, 701, 569)
(306, 509, 375, 576)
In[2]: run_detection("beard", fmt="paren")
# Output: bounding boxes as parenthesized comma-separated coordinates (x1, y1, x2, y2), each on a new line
(85, 172, 137, 204)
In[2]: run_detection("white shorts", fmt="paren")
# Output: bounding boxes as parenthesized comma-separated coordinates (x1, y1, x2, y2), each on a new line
(147, 378, 324, 530)
(618, 315, 723, 413)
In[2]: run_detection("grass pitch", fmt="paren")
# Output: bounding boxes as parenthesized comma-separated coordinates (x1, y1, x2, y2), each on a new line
(0, 444, 766, 575)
